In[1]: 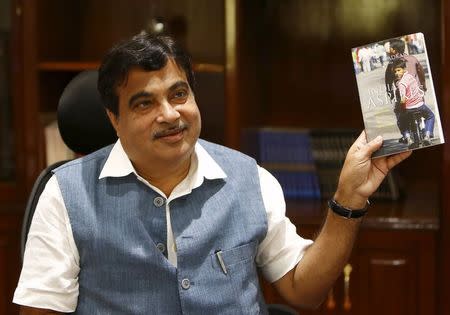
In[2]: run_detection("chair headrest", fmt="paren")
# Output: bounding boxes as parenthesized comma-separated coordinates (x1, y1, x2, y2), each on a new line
(57, 70, 117, 155)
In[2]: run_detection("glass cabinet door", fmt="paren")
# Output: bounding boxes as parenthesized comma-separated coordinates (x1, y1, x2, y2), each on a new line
(0, 0, 14, 181)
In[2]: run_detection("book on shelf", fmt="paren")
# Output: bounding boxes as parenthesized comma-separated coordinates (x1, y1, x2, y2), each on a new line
(352, 32, 444, 158)
(309, 129, 401, 200)
(242, 128, 320, 199)
(242, 128, 401, 201)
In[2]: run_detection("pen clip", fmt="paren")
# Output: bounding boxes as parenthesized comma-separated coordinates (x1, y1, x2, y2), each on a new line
(215, 250, 228, 275)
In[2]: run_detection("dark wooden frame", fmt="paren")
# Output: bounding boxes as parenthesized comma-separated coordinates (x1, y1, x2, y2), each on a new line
(439, 1, 450, 314)
(0, 0, 24, 201)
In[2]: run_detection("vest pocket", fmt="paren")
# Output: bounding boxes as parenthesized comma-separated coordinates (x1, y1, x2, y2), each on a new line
(210, 241, 264, 313)
(211, 241, 258, 270)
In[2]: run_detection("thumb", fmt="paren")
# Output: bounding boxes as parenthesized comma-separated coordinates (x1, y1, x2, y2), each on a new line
(364, 135, 383, 156)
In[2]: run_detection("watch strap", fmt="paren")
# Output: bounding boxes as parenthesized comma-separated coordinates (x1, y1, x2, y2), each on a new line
(328, 198, 369, 219)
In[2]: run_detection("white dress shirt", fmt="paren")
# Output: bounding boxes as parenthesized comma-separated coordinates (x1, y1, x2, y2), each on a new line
(14, 140, 313, 312)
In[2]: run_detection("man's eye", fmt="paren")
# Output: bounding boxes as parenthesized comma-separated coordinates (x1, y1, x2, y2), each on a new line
(173, 90, 187, 99)
(136, 101, 152, 109)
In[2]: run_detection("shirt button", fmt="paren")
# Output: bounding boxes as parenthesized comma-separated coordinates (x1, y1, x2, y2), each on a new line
(153, 196, 165, 207)
(181, 278, 190, 290)
(156, 243, 165, 253)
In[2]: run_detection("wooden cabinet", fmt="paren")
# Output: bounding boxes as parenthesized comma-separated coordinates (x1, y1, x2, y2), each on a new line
(262, 203, 437, 315)
(235, 1, 447, 313)
(0, 0, 26, 202)
(0, 1, 13, 184)
(0, 206, 22, 315)
(14, 0, 232, 194)
(353, 230, 435, 315)
(3, 0, 450, 314)
(2, 1, 231, 313)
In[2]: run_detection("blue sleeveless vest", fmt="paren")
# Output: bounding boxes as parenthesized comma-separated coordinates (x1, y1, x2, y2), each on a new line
(54, 140, 269, 314)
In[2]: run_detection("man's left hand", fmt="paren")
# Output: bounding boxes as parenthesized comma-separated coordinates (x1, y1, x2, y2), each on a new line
(334, 131, 412, 209)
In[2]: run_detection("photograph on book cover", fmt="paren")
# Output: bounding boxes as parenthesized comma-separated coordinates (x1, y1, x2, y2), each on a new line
(352, 32, 444, 158)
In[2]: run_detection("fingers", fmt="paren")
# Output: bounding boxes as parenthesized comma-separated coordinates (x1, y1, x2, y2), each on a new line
(352, 133, 382, 157)
(386, 150, 412, 170)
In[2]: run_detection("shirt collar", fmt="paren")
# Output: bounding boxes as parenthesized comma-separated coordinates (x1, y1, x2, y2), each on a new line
(98, 139, 136, 179)
(99, 139, 226, 186)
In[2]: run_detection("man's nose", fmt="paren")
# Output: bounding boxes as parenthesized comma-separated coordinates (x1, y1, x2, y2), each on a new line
(157, 101, 180, 123)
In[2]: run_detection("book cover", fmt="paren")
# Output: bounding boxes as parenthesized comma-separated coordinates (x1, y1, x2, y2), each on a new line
(352, 32, 445, 158)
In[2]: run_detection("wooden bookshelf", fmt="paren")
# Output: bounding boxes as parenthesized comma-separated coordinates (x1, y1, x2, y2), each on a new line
(38, 61, 224, 73)
(37, 61, 99, 71)
(193, 63, 224, 73)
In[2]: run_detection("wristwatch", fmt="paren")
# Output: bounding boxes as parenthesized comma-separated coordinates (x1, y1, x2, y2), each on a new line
(328, 198, 369, 219)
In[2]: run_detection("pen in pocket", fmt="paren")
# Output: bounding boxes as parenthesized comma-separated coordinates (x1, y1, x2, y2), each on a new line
(215, 250, 228, 275)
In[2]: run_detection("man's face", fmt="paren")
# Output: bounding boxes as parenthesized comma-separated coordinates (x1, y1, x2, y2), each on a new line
(394, 67, 405, 80)
(107, 59, 201, 171)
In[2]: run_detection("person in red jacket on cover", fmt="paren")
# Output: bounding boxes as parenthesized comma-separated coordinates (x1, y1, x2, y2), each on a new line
(392, 58, 434, 148)
(385, 38, 427, 144)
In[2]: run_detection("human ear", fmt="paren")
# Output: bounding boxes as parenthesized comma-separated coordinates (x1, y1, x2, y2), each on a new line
(106, 109, 120, 137)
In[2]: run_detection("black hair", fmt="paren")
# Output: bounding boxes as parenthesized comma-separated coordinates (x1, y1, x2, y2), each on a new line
(392, 58, 407, 70)
(98, 33, 195, 116)
(390, 39, 405, 54)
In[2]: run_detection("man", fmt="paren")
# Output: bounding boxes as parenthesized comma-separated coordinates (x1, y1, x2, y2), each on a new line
(14, 33, 411, 314)
(385, 38, 427, 143)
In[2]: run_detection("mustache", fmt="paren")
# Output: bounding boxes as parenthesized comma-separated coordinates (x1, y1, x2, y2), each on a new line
(153, 123, 188, 139)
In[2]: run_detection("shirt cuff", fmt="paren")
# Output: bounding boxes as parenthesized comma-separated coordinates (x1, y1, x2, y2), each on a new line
(260, 237, 313, 283)
(13, 285, 78, 312)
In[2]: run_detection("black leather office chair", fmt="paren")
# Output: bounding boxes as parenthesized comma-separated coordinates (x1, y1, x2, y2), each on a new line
(20, 69, 298, 315)
(20, 70, 117, 258)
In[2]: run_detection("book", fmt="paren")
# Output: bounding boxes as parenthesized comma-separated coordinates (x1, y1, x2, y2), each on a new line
(352, 32, 445, 158)
(241, 128, 321, 199)
(309, 129, 401, 200)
